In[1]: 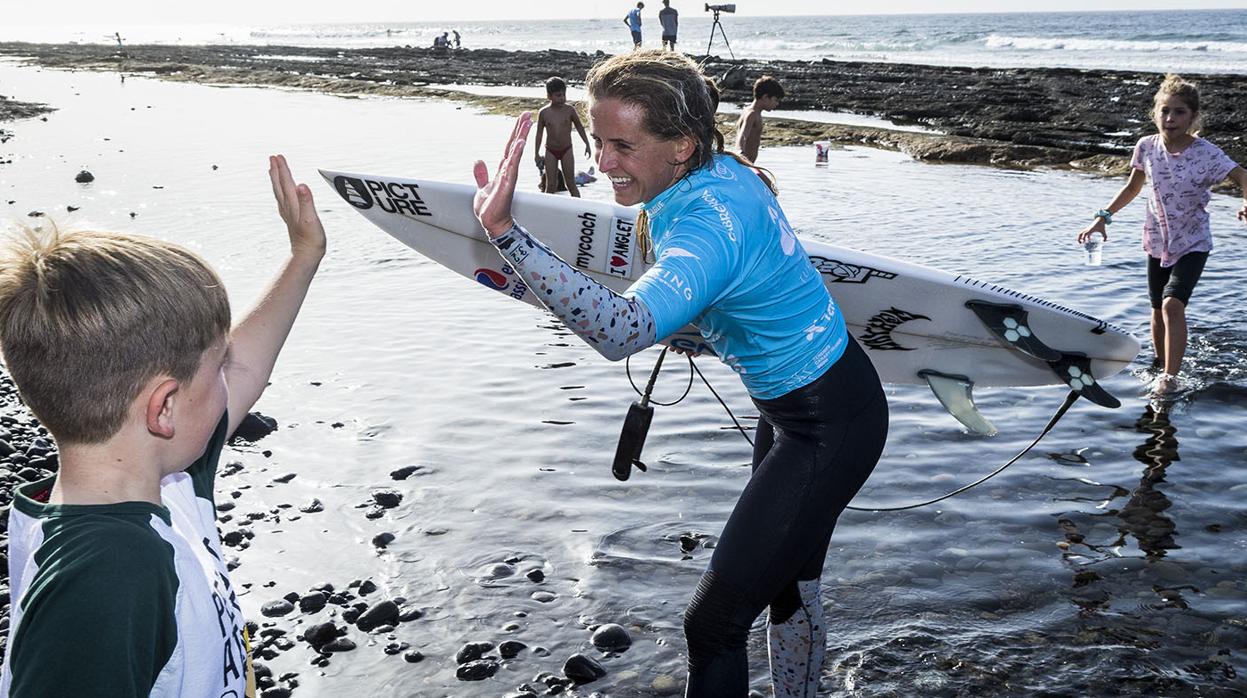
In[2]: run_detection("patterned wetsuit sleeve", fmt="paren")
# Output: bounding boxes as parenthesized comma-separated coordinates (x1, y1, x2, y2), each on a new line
(627, 212, 739, 341)
(491, 223, 657, 361)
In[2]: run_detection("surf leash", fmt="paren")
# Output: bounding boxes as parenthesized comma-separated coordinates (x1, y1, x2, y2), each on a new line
(619, 351, 1085, 512)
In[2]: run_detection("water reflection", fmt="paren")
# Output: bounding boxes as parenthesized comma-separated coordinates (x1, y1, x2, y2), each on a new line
(1119, 402, 1182, 558)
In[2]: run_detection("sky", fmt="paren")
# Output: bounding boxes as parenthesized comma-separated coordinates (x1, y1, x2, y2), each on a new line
(3, 0, 1245, 25)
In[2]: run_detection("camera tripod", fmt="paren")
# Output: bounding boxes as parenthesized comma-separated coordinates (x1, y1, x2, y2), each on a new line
(706, 9, 735, 59)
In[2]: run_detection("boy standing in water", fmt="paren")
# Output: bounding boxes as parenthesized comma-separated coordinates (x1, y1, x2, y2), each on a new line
(534, 76, 592, 197)
(734, 75, 785, 163)
(0, 156, 325, 696)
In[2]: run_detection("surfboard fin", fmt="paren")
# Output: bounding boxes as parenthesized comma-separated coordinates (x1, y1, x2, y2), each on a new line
(965, 300, 1063, 362)
(919, 370, 998, 436)
(1048, 352, 1121, 409)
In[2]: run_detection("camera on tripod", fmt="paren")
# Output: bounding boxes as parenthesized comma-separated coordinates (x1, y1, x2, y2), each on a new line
(705, 3, 736, 12)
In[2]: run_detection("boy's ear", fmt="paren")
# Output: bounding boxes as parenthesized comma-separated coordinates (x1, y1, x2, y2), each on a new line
(145, 378, 180, 439)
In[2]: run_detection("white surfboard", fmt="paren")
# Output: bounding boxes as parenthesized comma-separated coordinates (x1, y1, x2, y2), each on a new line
(322, 170, 1140, 432)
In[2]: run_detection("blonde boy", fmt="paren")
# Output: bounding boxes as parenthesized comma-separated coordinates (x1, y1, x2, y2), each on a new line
(0, 155, 325, 697)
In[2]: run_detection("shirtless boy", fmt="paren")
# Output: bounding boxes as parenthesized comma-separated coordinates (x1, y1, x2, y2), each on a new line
(534, 77, 592, 197)
(734, 75, 785, 163)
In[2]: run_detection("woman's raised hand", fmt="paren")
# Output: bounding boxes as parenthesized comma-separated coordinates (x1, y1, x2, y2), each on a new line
(473, 113, 534, 238)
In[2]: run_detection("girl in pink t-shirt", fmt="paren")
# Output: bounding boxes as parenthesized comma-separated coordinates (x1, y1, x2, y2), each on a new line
(1077, 75, 1247, 394)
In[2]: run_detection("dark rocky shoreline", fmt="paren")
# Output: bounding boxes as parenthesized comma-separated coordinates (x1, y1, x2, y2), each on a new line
(1, 41, 1245, 181)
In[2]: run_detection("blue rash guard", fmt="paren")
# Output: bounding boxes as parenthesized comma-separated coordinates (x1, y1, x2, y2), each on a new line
(630, 154, 846, 399)
(490, 153, 847, 399)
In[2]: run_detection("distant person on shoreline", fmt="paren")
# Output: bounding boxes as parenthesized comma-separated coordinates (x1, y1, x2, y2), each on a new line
(534, 76, 592, 197)
(1076, 74, 1247, 395)
(452, 29, 461, 49)
(624, 2, 645, 49)
(432, 32, 450, 50)
(734, 75, 784, 162)
(472, 50, 886, 698)
(659, 0, 679, 51)
(0, 155, 326, 696)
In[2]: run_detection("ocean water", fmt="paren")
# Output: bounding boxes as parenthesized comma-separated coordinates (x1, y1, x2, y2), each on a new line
(4, 9, 1247, 75)
(3, 61, 1247, 696)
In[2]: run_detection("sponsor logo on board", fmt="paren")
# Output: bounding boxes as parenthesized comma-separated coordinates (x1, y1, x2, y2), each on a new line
(333, 176, 433, 218)
(609, 217, 634, 277)
(334, 176, 373, 209)
(859, 307, 930, 351)
(575, 212, 598, 270)
(809, 256, 897, 284)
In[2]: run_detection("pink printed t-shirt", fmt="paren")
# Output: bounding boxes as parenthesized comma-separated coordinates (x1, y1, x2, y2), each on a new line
(1131, 134, 1239, 267)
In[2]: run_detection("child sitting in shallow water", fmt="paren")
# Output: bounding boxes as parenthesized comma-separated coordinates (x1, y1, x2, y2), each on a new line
(1076, 74, 1247, 395)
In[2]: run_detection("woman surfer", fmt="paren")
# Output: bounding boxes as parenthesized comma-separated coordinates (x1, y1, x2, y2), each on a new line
(472, 50, 888, 697)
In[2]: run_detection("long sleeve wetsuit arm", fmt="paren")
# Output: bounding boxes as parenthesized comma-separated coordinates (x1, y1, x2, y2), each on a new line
(490, 223, 657, 361)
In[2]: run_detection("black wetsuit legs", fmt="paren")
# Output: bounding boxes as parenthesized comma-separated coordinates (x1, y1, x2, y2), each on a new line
(684, 338, 888, 697)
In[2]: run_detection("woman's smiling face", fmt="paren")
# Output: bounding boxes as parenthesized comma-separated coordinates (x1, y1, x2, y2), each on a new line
(589, 97, 693, 206)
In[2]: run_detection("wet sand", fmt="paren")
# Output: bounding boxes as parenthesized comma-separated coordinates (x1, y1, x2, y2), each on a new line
(2, 41, 1245, 181)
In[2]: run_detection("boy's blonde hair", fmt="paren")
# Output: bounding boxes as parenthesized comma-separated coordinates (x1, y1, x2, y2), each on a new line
(1154, 73, 1202, 133)
(0, 225, 230, 444)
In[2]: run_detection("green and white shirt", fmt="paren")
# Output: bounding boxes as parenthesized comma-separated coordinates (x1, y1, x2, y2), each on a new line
(0, 415, 250, 698)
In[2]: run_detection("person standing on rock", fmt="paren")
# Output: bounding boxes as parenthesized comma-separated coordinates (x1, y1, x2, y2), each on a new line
(0, 156, 326, 697)
(624, 2, 645, 50)
(1076, 74, 1247, 395)
(735, 75, 784, 163)
(659, 0, 679, 51)
(471, 50, 887, 697)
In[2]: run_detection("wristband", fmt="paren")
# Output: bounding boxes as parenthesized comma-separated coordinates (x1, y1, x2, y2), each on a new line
(1094, 209, 1113, 225)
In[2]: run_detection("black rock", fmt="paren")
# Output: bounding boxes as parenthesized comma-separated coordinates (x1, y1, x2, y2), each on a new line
(355, 600, 399, 632)
(403, 650, 425, 663)
(499, 640, 527, 659)
(74, 170, 94, 183)
(260, 688, 292, 698)
(591, 623, 632, 652)
(283, 591, 300, 604)
(390, 465, 421, 480)
(298, 498, 324, 514)
(525, 568, 545, 583)
(272, 473, 296, 483)
(563, 653, 607, 684)
(372, 489, 403, 508)
(0, 440, 15, 457)
(298, 591, 327, 614)
(358, 580, 378, 595)
(302, 622, 339, 648)
(342, 607, 362, 624)
(383, 641, 409, 655)
(323, 637, 356, 653)
(260, 600, 294, 617)
(397, 604, 424, 622)
(372, 532, 396, 548)
(455, 659, 499, 681)
(456, 641, 495, 664)
(231, 412, 278, 444)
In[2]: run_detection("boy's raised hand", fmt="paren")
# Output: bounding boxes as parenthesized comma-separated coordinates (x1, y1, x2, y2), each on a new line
(474, 113, 533, 238)
(269, 154, 327, 260)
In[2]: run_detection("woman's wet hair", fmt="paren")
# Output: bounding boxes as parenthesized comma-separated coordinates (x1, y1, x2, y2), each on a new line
(585, 50, 777, 193)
